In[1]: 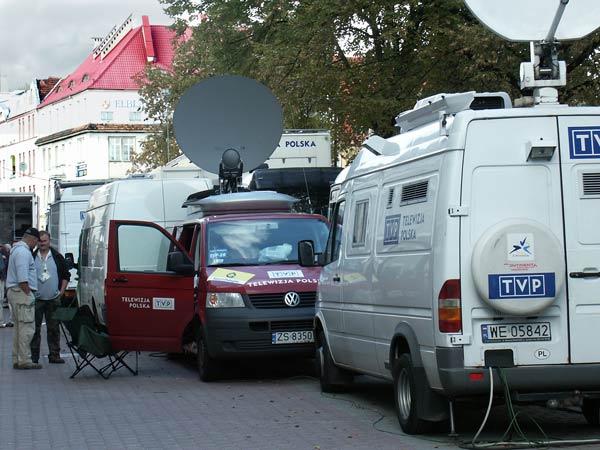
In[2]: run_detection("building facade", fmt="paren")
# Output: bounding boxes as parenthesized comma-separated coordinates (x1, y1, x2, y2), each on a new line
(0, 15, 174, 227)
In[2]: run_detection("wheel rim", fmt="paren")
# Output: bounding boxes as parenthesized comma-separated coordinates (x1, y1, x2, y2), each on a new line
(397, 367, 412, 420)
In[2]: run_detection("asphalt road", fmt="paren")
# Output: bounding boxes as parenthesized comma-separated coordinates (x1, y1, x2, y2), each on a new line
(1, 323, 599, 450)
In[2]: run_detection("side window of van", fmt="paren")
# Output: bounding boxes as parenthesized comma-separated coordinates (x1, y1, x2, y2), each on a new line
(117, 224, 172, 273)
(352, 200, 369, 247)
(325, 200, 345, 264)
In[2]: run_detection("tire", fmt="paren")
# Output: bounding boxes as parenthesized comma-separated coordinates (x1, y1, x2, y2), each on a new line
(582, 399, 600, 426)
(197, 330, 221, 382)
(393, 354, 429, 434)
(315, 332, 351, 393)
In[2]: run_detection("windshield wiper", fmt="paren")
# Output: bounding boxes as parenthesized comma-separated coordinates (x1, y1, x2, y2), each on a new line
(208, 262, 257, 267)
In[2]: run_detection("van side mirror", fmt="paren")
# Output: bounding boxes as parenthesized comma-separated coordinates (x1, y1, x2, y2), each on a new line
(167, 251, 195, 276)
(64, 253, 77, 270)
(298, 240, 317, 267)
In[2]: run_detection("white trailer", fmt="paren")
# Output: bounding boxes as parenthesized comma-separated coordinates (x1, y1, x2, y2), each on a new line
(0, 192, 38, 244)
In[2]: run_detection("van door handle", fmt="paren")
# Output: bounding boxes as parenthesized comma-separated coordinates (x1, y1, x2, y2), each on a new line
(112, 276, 128, 283)
(332, 275, 341, 282)
(569, 272, 600, 279)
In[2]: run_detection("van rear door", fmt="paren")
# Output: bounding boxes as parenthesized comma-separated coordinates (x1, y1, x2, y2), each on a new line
(558, 117, 600, 363)
(105, 220, 195, 352)
(460, 116, 568, 367)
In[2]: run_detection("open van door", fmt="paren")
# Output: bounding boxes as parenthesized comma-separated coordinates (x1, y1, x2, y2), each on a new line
(106, 220, 195, 352)
(558, 118, 600, 363)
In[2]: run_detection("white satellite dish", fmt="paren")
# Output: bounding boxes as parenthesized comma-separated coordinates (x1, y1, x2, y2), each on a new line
(465, 0, 600, 42)
(173, 75, 283, 176)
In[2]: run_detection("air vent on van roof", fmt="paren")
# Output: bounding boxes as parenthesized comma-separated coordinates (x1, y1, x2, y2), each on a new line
(401, 180, 428, 204)
(582, 172, 600, 197)
(386, 187, 395, 208)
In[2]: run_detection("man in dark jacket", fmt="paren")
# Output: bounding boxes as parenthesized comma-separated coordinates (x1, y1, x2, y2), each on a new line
(31, 231, 70, 364)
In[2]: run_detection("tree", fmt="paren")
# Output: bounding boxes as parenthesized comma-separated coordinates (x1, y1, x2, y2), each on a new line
(134, 0, 600, 168)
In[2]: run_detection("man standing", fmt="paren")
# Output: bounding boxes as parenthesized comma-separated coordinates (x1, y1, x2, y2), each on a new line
(0, 243, 11, 328)
(31, 231, 70, 364)
(6, 228, 41, 369)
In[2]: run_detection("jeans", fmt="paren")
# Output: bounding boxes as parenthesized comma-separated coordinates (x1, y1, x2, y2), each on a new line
(31, 297, 61, 362)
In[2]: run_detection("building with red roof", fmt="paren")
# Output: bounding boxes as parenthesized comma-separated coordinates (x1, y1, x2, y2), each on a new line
(0, 15, 177, 227)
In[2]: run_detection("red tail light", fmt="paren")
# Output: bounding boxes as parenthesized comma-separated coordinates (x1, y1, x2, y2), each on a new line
(439, 279, 462, 333)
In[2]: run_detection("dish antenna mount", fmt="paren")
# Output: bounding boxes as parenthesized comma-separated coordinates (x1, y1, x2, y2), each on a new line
(465, 0, 600, 103)
(173, 75, 284, 193)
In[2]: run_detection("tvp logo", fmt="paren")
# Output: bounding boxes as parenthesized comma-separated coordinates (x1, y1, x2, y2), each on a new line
(488, 273, 556, 299)
(569, 127, 600, 159)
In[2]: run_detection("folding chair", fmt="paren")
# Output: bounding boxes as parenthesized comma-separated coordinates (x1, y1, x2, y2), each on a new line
(55, 306, 138, 379)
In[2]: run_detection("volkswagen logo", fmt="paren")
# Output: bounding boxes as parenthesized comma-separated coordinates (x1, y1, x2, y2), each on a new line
(284, 291, 301, 307)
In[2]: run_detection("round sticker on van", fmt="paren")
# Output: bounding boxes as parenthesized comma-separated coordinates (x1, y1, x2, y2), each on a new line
(534, 348, 550, 360)
(471, 219, 565, 316)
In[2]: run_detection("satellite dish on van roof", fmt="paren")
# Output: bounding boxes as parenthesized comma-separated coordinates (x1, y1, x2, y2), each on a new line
(173, 75, 284, 175)
(465, 0, 600, 42)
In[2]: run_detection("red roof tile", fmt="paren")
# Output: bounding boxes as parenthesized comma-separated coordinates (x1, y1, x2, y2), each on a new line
(39, 17, 176, 107)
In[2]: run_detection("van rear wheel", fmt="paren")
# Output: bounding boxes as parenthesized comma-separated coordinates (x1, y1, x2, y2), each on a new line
(582, 399, 600, 426)
(316, 331, 351, 392)
(197, 330, 221, 382)
(393, 354, 429, 434)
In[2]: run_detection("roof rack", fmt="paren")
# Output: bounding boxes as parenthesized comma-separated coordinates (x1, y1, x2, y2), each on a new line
(395, 91, 512, 133)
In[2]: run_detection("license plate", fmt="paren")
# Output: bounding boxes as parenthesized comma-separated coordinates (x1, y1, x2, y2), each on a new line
(481, 322, 551, 343)
(272, 330, 314, 344)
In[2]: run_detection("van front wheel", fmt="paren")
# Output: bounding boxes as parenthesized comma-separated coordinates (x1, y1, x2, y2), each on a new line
(197, 330, 221, 382)
(582, 399, 600, 426)
(393, 354, 429, 434)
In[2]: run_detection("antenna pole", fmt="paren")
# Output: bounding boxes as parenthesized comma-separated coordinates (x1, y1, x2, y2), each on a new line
(545, 0, 569, 43)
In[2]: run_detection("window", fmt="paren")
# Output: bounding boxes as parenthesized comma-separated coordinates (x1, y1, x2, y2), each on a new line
(352, 200, 369, 247)
(325, 200, 345, 264)
(109, 136, 135, 161)
(82, 74, 89, 82)
(206, 218, 328, 266)
(129, 111, 142, 122)
(100, 111, 113, 122)
(68, 80, 75, 89)
(117, 224, 173, 272)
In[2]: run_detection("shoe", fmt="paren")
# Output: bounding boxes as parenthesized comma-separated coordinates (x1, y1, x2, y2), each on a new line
(13, 363, 18, 369)
(6, 322, 13, 327)
(0, 323, 5, 328)
(48, 356, 65, 364)
(17, 362, 42, 370)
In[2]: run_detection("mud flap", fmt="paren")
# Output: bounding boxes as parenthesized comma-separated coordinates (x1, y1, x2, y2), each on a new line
(414, 366, 448, 422)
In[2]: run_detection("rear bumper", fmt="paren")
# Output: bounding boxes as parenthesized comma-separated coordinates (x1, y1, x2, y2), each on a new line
(204, 307, 315, 359)
(436, 347, 600, 397)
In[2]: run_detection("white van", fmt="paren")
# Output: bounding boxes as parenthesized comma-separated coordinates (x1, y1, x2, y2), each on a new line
(299, 91, 600, 433)
(78, 176, 212, 320)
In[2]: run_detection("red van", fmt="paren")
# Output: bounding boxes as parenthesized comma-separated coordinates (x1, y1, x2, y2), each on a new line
(102, 193, 329, 380)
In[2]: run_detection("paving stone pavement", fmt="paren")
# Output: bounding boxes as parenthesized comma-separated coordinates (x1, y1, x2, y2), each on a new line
(1, 319, 599, 450)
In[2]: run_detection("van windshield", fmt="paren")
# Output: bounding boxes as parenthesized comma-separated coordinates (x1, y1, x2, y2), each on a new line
(206, 217, 329, 266)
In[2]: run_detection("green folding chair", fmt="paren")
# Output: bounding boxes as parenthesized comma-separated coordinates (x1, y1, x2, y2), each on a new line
(55, 305, 138, 379)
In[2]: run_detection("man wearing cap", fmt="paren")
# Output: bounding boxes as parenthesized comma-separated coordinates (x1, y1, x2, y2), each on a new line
(6, 228, 42, 369)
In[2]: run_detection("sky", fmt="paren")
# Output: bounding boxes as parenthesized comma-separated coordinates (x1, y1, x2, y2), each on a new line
(0, 0, 173, 91)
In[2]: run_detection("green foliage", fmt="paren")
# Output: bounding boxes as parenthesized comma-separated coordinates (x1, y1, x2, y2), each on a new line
(132, 0, 600, 167)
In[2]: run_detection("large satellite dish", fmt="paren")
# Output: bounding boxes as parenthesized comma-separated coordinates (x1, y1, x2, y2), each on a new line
(173, 75, 283, 174)
(465, 0, 600, 42)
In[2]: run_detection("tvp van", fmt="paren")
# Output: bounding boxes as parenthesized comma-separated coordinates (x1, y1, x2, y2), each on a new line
(300, 91, 600, 433)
